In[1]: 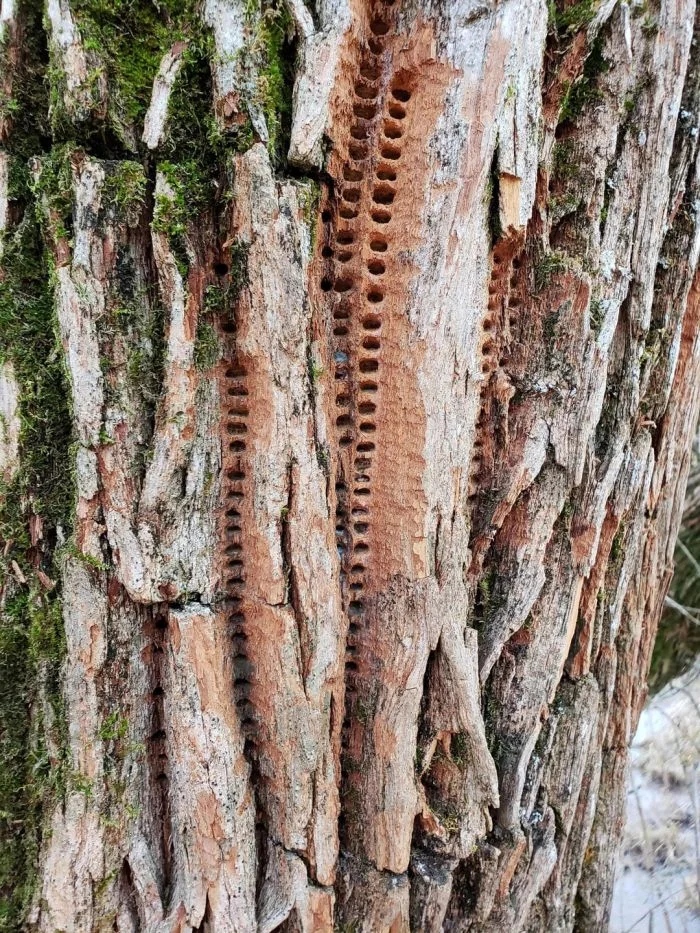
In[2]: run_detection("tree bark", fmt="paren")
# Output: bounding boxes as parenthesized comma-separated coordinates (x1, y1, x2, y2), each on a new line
(1, 0, 699, 929)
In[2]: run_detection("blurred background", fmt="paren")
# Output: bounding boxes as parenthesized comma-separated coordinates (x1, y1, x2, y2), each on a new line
(612, 446, 700, 932)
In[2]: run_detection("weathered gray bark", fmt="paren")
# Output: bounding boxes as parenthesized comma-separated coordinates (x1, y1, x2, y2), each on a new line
(1, 0, 699, 929)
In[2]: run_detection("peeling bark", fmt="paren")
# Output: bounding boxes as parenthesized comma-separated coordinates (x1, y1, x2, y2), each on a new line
(1, 0, 699, 929)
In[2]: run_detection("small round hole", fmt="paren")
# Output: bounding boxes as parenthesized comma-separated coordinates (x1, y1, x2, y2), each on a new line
(337, 251, 353, 263)
(334, 325, 349, 336)
(359, 402, 376, 414)
(322, 246, 333, 258)
(343, 167, 363, 182)
(392, 88, 411, 102)
(388, 104, 406, 120)
(368, 38, 384, 54)
(360, 359, 379, 373)
(354, 84, 376, 101)
(214, 261, 229, 276)
(339, 206, 359, 219)
(321, 277, 333, 291)
(360, 64, 380, 80)
(361, 380, 378, 392)
(384, 122, 403, 140)
(363, 336, 380, 350)
(351, 124, 369, 140)
(381, 144, 401, 160)
(334, 277, 354, 293)
(363, 315, 381, 330)
(370, 238, 388, 252)
(367, 259, 385, 275)
(376, 166, 397, 181)
(349, 142, 369, 159)
(360, 422, 376, 434)
(371, 209, 391, 224)
(343, 188, 361, 203)
(373, 186, 395, 205)
(367, 289, 384, 303)
(370, 18, 389, 35)
(337, 231, 355, 245)
(322, 210, 332, 222)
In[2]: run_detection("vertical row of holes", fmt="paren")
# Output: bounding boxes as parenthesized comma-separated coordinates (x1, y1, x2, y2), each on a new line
(222, 359, 256, 757)
(469, 245, 523, 497)
(317, 7, 414, 748)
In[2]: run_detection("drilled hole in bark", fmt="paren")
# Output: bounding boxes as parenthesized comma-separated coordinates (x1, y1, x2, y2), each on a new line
(227, 423, 247, 434)
(228, 384, 248, 396)
(355, 458, 372, 471)
(360, 380, 378, 392)
(344, 166, 364, 182)
(226, 365, 247, 378)
(334, 325, 349, 336)
(358, 402, 376, 414)
(343, 188, 361, 203)
(370, 237, 388, 252)
(337, 394, 351, 406)
(392, 88, 411, 102)
(322, 245, 333, 257)
(226, 470, 245, 481)
(337, 231, 355, 245)
(380, 144, 401, 160)
(214, 261, 229, 276)
(355, 488, 371, 498)
(221, 321, 236, 333)
(339, 206, 359, 219)
(339, 434, 354, 447)
(483, 317, 494, 331)
(360, 422, 376, 434)
(350, 123, 369, 140)
(376, 166, 397, 181)
(322, 209, 332, 222)
(349, 142, 369, 159)
(370, 17, 389, 34)
(335, 367, 348, 380)
(359, 359, 379, 373)
(371, 209, 391, 224)
(354, 523, 369, 534)
(334, 277, 354, 293)
(368, 37, 384, 53)
(337, 251, 353, 263)
(384, 122, 403, 139)
(363, 315, 381, 330)
(229, 440, 246, 452)
(321, 277, 333, 291)
(388, 104, 406, 120)
(373, 186, 395, 205)
(362, 337, 380, 351)
(367, 289, 384, 303)
(357, 441, 376, 452)
(360, 62, 381, 79)
(334, 309, 350, 322)
(337, 414, 352, 427)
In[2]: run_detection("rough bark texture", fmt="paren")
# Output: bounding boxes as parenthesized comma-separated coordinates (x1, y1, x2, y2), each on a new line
(1, 0, 699, 929)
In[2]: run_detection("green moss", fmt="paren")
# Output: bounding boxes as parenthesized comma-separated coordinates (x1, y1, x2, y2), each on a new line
(534, 249, 570, 291)
(251, 3, 294, 164)
(559, 37, 609, 123)
(0, 154, 74, 926)
(194, 321, 219, 371)
(102, 162, 146, 227)
(550, 0, 598, 36)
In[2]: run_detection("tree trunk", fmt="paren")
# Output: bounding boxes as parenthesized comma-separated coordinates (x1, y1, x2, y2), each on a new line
(1, 0, 699, 929)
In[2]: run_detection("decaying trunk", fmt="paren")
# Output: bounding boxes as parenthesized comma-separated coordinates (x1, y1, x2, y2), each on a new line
(1, 0, 699, 929)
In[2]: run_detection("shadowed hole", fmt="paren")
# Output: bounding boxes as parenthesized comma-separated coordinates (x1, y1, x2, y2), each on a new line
(321, 245, 333, 258)
(226, 365, 247, 378)
(368, 38, 384, 54)
(392, 88, 411, 102)
(350, 563, 365, 573)
(384, 122, 403, 139)
(227, 423, 247, 434)
(228, 384, 248, 396)
(376, 166, 397, 181)
(339, 433, 353, 447)
(221, 321, 236, 333)
(333, 307, 350, 319)
(367, 259, 385, 275)
(359, 402, 376, 414)
(334, 325, 349, 336)
(351, 123, 369, 140)
(362, 336, 380, 350)
(370, 18, 389, 34)
(360, 62, 381, 79)
(336, 394, 351, 406)
(339, 206, 359, 219)
(360, 422, 376, 433)
(381, 144, 401, 160)
(354, 488, 371, 498)
(349, 142, 369, 159)
(367, 289, 384, 303)
(388, 104, 406, 120)
(359, 359, 379, 373)
(363, 315, 381, 330)
(337, 251, 353, 263)
(344, 166, 364, 181)
(373, 186, 395, 205)
(322, 209, 332, 222)
(357, 441, 375, 452)
(337, 414, 352, 427)
(229, 440, 246, 452)
(360, 380, 378, 392)
(334, 277, 354, 293)
(353, 84, 376, 100)
(371, 209, 391, 224)
(337, 231, 355, 244)
(370, 238, 388, 252)
(354, 523, 369, 534)
(321, 277, 333, 291)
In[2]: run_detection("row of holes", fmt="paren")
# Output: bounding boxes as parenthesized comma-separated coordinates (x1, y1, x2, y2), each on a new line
(320, 11, 413, 739)
(469, 248, 524, 494)
(222, 358, 257, 757)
